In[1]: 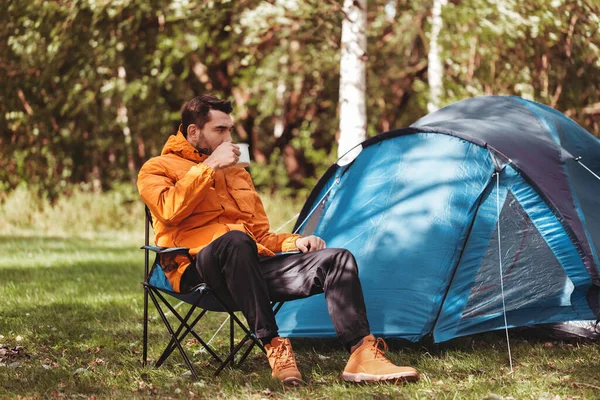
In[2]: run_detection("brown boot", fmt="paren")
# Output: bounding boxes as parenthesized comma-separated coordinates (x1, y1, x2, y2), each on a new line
(342, 335, 419, 383)
(265, 337, 304, 386)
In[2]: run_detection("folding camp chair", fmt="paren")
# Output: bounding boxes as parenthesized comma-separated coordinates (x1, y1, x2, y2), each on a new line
(141, 206, 284, 378)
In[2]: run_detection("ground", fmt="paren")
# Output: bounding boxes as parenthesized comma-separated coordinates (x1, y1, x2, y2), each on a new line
(1, 234, 599, 399)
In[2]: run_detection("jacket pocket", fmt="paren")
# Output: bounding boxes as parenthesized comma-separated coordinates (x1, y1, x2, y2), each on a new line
(232, 189, 255, 215)
(226, 176, 256, 215)
(196, 187, 223, 212)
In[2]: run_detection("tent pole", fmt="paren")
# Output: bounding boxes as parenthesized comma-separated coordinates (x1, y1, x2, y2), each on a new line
(496, 171, 514, 374)
(428, 172, 496, 338)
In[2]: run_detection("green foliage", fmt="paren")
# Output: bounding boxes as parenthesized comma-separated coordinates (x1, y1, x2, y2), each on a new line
(440, 0, 600, 118)
(1, 0, 599, 200)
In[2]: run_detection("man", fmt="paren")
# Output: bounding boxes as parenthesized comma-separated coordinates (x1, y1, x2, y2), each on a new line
(137, 94, 419, 385)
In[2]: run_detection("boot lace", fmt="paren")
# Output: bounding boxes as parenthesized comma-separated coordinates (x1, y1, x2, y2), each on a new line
(273, 341, 296, 370)
(372, 337, 393, 364)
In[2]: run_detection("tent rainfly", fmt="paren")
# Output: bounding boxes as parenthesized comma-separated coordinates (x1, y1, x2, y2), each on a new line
(276, 95, 600, 343)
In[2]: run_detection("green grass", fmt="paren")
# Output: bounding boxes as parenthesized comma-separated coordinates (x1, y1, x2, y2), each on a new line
(1, 189, 599, 399)
(2, 234, 599, 399)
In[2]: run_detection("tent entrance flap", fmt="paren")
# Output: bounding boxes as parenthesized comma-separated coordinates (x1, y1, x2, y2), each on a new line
(462, 191, 573, 318)
(434, 165, 594, 343)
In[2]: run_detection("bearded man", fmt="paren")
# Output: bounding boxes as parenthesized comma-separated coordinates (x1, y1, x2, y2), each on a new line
(137, 94, 420, 385)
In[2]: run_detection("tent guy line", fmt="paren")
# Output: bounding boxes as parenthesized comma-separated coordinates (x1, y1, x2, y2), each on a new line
(576, 159, 600, 182)
(496, 170, 514, 374)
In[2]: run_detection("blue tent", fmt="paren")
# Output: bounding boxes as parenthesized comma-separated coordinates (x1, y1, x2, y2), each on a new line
(276, 96, 600, 343)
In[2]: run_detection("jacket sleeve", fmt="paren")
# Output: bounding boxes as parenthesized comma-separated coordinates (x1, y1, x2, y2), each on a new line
(245, 177, 301, 253)
(137, 157, 215, 227)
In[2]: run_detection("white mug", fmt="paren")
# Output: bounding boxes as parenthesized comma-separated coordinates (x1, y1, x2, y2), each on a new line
(234, 143, 250, 168)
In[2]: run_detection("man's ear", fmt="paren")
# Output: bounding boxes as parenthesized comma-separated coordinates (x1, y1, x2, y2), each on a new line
(187, 124, 196, 139)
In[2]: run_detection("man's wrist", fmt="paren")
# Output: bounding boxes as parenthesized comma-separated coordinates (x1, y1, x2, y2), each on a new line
(204, 157, 220, 171)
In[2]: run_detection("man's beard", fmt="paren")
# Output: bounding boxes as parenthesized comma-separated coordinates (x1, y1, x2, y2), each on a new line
(194, 134, 212, 155)
(196, 146, 212, 155)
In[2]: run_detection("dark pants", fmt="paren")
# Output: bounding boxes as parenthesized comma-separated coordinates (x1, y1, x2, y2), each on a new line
(180, 231, 370, 347)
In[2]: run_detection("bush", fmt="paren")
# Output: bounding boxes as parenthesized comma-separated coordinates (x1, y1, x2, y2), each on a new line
(0, 184, 305, 237)
(0, 183, 140, 237)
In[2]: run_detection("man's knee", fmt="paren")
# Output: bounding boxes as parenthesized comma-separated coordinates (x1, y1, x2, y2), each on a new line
(216, 231, 258, 270)
(220, 230, 255, 248)
(321, 248, 358, 272)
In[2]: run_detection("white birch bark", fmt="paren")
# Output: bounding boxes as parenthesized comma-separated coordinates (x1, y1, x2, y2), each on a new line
(427, 0, 446, 113)
(117, 66, 136, 185)
(338, 0, 367, 163)
(273, 76, 286, 138)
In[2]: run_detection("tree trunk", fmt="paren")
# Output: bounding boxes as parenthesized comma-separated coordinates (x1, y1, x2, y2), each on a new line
(338, 0, 367, 163)
(427, 0, 446, 113)
(117, 66, 137, 187)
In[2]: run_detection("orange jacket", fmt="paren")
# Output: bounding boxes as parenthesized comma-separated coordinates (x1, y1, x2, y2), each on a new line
(137, 132, 300, 292)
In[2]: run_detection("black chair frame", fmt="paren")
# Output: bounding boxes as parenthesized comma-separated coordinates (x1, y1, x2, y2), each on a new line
(141, 207, 283, 378)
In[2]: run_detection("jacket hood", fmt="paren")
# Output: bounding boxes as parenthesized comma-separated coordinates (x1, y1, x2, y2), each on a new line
(161, 131, 206, 163)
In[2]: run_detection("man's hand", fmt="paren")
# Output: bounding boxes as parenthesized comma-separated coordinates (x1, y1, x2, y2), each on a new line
(296, 235, 326, 253)
(204, 142, 240, 171)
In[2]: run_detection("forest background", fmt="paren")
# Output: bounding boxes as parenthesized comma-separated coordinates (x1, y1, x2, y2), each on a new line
(2, 2, 600, 397)
(1, 0, 600, 206)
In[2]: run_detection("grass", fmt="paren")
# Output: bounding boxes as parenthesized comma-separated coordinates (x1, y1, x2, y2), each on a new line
(1, 189, 599, 399)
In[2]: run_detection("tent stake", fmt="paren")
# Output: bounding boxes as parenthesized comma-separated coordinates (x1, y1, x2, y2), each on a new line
(496, 172, 514, 374)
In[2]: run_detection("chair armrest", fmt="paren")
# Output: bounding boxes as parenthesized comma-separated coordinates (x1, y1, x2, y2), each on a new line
(141, 246, 191, 255)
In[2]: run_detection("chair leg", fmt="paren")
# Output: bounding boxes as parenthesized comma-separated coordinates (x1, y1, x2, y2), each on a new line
(237, 302, 283, 366)
(147, 289, 200, 380)
(229, 316, 234, 366)
(155, 308, 206, 366)
(235, 335, 256, 366)
(155, 300, 200, 368)
(143, 286, 149, 367)
(205, 289, 268, 375)
(214, 318, 256, 376)
(145, 286, 284, 378)
(153, 290, 223, 366)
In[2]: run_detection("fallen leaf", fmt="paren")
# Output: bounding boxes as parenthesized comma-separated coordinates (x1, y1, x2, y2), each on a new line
(181, 371, 192, 378)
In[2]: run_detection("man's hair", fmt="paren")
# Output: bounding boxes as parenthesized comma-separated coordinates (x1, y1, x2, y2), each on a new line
(180, 94, 233, 138)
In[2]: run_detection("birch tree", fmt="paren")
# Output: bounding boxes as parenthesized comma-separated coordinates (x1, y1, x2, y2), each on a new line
(427, 0, 446, 113)
(338, 0, 367, 163)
